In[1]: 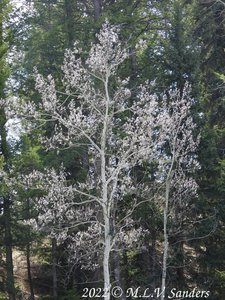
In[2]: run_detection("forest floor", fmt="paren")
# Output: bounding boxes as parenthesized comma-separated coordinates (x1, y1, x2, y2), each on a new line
(13, 249, 53, 299)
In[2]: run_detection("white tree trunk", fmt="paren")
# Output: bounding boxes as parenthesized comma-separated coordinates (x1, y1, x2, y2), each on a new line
(161, 198, 168, 298)
(103, 212, 111, 300)
(102, 74, 111, 300)
(161, 178, 170, 300)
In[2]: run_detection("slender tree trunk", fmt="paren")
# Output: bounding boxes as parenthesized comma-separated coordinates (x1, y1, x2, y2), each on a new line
(25, 195, 35, 300)
(122, 250, 131, 299)
(26, 243, 35, 300)
(151, 233, 157, 289)
(102, 74, 111, 300)
(161, 180, 170, 300)
(113, 244, 126, 300)
(176, 241, 185, 288)
(103, 211, 111, 300)
(52, 238, 58, 300)
(4, 197, 16, 300)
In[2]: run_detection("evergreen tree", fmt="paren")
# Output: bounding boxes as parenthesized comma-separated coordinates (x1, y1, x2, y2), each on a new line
(189, 1, 225, 298)
(0, 1, 16, 298)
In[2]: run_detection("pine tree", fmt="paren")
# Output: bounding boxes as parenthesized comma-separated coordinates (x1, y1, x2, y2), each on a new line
(0, 1, 16, 298)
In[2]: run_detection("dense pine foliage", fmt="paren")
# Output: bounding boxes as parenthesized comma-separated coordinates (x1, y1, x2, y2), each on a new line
(0, 1, 225, 300)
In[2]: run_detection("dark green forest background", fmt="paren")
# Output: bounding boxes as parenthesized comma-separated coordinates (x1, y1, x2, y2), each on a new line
(0, 0, 225, 299)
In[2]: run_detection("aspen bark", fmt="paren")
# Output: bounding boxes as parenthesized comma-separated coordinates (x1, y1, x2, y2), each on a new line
(103, 211, 111, 300)
(102, 74, 111, 300)
(161, 180, 170, 300)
